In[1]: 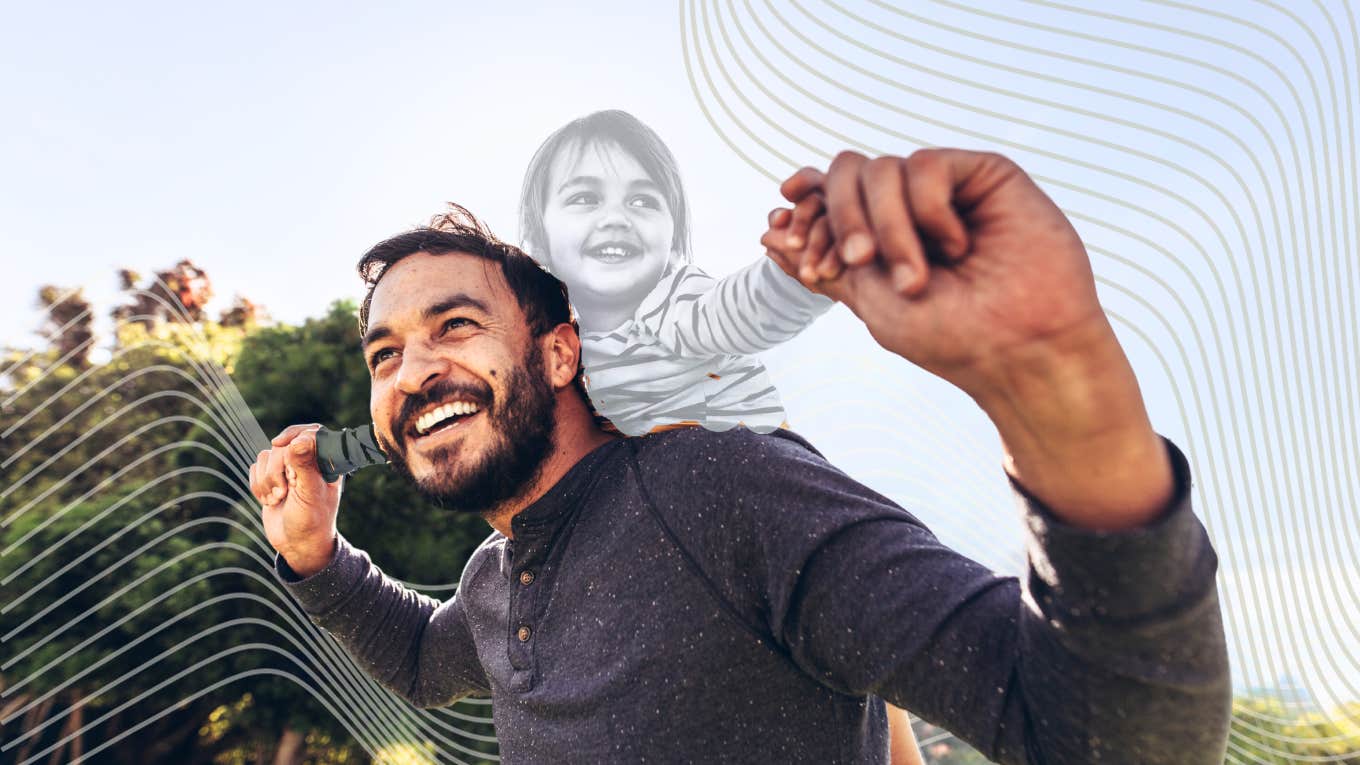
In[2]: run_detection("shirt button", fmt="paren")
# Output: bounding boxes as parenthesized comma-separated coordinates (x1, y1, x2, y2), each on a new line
(519, 570, 535, 586)
(517, 625, 532, 642)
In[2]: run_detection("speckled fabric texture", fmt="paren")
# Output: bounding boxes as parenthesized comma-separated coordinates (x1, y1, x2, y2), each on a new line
(275, 427, 1229, 764)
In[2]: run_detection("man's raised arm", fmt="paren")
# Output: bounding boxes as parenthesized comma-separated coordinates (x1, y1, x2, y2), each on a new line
(759, 148, 1232, 762)
(252, 425, 490, 707)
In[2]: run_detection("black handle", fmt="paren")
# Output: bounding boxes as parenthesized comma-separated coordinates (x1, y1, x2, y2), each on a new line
(314, 425, 388, 483)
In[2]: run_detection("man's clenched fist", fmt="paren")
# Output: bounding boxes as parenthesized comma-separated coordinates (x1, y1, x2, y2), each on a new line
(250, 423, 342, 577)
(762, 148, 1107, 400)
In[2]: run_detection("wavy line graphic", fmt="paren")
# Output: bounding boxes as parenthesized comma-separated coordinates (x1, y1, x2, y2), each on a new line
(1, 285, 498, 764)
(3, 2, 1357, 764)
(679, 0, 1359, 761)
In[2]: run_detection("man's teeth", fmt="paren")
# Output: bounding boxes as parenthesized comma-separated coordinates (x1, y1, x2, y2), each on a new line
(415, 401, 481, 435)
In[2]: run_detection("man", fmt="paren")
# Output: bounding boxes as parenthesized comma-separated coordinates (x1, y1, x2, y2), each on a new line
(252, 149, 1230, 763)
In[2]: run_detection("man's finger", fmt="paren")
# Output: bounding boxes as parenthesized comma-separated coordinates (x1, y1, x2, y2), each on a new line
(903, 150, 971, 261)
(251, 450, 271, 504)
(779, 166, 826, 204)
(863, 156, 928, 295)
(282, 430, 325, 501)
(264, 446, 291, 505)
(271, 423, 321, 447)
(824, 151, 876, 267)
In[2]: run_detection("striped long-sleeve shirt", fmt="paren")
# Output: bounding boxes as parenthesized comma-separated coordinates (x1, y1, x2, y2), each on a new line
(579, 257, 834, 435)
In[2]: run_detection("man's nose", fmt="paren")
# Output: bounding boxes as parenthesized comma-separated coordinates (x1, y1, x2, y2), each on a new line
(394, 343, 451, 395)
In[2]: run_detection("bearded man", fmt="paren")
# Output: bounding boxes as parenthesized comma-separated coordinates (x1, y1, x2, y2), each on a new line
(252, 149, 1230, 764)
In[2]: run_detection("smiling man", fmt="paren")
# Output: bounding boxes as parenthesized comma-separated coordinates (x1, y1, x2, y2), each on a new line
(253, 150, 1231, 764)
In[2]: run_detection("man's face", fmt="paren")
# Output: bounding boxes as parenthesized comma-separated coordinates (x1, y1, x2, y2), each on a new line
(363, 252, 557, 512)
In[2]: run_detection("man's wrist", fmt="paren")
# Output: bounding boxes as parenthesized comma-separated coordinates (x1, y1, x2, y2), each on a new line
(281, 535, 339, 579)
(965, 318, 1175, 530)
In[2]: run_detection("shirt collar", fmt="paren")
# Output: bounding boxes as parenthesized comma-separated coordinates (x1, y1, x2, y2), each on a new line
(508, 437, 627, 538)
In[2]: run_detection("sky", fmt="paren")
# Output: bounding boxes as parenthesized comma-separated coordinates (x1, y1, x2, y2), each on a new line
(3, 0, 1358, 716)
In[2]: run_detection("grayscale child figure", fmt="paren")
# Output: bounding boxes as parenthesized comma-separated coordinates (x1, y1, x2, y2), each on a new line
(516, 109, 834, 436)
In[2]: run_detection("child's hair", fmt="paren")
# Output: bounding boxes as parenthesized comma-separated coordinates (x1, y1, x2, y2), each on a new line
(519, 109, 692, 266)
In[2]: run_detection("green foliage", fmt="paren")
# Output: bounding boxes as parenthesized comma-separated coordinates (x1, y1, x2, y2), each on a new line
(1228, 696, 1360, 764)
(2, 314, 273, 763)
(2, 289, 495, 763)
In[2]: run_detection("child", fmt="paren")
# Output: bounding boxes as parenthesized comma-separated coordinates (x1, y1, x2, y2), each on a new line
(516, 109, 834, 436)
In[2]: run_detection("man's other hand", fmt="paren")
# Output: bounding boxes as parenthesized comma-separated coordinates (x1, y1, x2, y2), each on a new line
(250, 424, 342, 577)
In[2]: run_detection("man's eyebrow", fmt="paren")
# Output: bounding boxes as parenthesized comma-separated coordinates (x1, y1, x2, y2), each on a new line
(361, 325, 391, 350)
(361, 293, 491, 349)
(424, 293, 490, 320)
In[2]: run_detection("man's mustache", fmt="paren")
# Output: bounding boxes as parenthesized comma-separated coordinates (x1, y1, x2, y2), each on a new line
(391, 378, 495, 448)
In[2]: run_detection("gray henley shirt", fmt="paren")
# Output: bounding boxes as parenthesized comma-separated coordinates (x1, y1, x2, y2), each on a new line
(274, 426, 1230, 763)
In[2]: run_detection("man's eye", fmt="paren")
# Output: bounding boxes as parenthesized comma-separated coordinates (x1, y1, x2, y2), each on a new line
(369, 348, 397, 368)
(629, 194, 662, 211)
(442, 317, 476, 334)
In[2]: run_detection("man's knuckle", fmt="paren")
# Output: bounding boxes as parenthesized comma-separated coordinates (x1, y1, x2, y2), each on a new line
(980, 150, 1015, 169)
(905, 149, 944, 177)
(831, 150, 865, 167)
(865, 156, 898, 177)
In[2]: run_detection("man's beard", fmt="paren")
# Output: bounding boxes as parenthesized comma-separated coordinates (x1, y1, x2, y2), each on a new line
(381, 342, 557, 514)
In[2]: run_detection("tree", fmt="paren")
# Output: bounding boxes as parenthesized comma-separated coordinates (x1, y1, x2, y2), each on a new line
(3, 282, 497, 764)
(2, 278, 258, 764)
(1228, 696, 1360, 764)
(36, 286, 94, 369)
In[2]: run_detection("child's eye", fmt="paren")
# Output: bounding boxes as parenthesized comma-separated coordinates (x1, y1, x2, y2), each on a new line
(628, 194, 662, 211)
(565, 191, 599, 206)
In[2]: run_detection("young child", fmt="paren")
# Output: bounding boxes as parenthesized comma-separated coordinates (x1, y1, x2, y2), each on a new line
(516, 109, 835, 436)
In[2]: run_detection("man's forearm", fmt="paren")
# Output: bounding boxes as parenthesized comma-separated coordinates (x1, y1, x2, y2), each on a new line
(966, 316, 1174, 531)
(274, 533, 488, 707)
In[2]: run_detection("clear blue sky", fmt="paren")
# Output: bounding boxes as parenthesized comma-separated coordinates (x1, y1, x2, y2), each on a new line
(4, 0, 1357, 710)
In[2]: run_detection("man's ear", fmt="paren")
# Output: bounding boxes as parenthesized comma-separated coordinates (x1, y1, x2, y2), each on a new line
(544, 323, 582, 391)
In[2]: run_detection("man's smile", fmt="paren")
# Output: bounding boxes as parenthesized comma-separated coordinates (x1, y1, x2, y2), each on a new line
(409, 406, 484, 449)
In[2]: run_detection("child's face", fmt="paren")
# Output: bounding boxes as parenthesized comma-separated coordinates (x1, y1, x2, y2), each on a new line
(540, 141, 676, 313)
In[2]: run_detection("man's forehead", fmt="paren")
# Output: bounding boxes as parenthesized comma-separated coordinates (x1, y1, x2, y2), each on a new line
(368, 251, 512, 324)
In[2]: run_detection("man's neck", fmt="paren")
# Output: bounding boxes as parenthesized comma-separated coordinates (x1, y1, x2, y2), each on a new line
(480, 417, 619, 540)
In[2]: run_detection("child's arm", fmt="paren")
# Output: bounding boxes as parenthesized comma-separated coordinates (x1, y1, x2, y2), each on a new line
(643, 198, 837, 358)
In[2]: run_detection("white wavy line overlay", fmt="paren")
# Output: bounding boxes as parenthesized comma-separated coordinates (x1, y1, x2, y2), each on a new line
(680, 0, 1358, 762)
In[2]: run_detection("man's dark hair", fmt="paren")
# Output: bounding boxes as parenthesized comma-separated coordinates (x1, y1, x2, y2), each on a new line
(357, 204, 607, 427)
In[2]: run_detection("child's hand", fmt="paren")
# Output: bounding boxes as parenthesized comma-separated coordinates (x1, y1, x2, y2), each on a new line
(761, 192, 842, 298)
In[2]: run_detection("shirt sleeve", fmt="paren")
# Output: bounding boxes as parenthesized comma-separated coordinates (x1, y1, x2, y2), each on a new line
(640, 260, 835, 358)
(653, 429, 1230, 765)
(273, 532, 492, 708)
